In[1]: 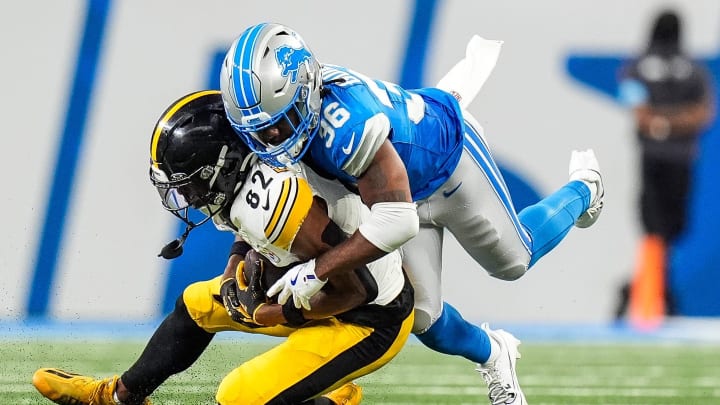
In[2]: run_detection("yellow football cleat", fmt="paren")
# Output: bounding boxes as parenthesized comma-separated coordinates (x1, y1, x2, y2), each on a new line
(322, 382, 363, 405)
(32, 368, 151, 405)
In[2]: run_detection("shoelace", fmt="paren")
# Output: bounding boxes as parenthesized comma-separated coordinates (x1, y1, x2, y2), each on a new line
(478, 368, 517, 405)
(90, 378, 114, 405)
(585, 201, 603, 218)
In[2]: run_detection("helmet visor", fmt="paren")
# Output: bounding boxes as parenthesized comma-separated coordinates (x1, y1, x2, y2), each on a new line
(157, 187, 191, 211)
(149, 165, 214, 211)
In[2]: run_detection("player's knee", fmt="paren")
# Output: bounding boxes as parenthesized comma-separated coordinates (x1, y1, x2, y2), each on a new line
(182, 279, 218, 320)
(167, 293, 212, 338)
(411, 307, 436, 334)
(414, 311, 453, 353)
(215, 384, 234, 404)
(487, 263, 528, 281)
(217, 366, 272, 405)
(216, 370, 244, 405)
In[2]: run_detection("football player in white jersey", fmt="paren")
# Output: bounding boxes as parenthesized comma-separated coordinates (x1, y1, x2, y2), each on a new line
(32, 91, 413, 405)
(221, 23, 606, 405)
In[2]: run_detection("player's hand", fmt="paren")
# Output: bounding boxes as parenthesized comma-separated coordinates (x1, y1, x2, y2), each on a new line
(267, 259, 326, 310)
(234, 255, 268, 324)
(219, 268, 247, 323)
(220, 261, 266, 324)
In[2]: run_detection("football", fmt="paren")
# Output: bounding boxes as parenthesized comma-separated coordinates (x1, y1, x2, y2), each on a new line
(242, 249, 288, 297)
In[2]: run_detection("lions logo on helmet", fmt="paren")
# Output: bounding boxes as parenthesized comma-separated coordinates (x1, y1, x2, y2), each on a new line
(220, 23, 323, 169)
(276, 45, 312, 83)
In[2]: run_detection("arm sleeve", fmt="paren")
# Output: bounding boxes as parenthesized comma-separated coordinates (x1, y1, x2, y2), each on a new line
(358, 201, 419, 252)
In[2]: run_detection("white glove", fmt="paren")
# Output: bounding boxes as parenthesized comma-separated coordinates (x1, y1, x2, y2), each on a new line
(267, 259, 327, 310)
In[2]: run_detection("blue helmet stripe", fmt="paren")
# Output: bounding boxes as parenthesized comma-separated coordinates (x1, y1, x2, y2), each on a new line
(232, 23, 266, 110)
(462, 122, 532, 250)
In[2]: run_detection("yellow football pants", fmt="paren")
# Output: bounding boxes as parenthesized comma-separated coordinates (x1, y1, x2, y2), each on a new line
(182, 276, 414, 404)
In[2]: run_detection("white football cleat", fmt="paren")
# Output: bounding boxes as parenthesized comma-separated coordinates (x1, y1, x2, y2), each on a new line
(476, 323, 527, 405)
(569, 149, 604, 228)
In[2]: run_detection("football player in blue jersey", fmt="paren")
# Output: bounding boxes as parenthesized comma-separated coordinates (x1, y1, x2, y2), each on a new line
(221, 23, 605, 405)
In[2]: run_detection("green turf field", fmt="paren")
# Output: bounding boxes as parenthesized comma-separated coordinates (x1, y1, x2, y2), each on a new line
(3, 339, 719, 404)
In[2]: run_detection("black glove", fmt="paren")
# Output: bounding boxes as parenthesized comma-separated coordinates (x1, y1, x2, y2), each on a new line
(220, 275, 249, 324)
(220, 259, 267, 324)
(235, 255, 268, 323)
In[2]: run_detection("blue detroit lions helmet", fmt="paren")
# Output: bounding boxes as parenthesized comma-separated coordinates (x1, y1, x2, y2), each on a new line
(220, 23, 322, 169)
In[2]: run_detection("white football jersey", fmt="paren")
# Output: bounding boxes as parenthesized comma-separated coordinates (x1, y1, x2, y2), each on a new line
(226, 161, 404, 306)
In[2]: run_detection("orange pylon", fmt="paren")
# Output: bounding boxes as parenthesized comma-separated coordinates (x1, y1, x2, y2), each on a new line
(628, 234, 666, 329)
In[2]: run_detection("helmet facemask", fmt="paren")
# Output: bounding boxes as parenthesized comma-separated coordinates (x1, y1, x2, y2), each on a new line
(232, 84, 319, 168)
(150, 145, 254, 230)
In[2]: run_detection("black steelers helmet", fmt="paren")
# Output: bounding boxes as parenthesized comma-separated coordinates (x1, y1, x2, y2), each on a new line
(149, 90, 254, 259)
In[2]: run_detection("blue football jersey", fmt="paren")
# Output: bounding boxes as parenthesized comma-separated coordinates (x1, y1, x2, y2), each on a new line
(304, 65, 465, 201)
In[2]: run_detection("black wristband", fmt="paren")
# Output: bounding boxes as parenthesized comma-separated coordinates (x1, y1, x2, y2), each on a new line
(229, 240, 251, 258)
(282, 301, 308, 326)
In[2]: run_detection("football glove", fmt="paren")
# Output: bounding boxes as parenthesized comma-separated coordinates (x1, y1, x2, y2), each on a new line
(235, 254, 268, 323)
(220, 261, 266, 324)
(267, 259, 326, 310)
(220, 275, 246, 323)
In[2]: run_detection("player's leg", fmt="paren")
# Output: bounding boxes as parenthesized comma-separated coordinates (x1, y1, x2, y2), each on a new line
(400, 226, 492, 363)
(424, 143, 533, 280)
(117, 292, 216, 404)
(215, 314, 413, 404)
(33, 276, 294, 405)
(432, 114, 601, 279)
(401, 225, 525, 403)
(31, 292, 203, 405)
(119, 277, 294, 402)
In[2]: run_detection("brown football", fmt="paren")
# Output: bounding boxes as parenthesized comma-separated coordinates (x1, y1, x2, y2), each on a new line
(243, 249, 288, 299)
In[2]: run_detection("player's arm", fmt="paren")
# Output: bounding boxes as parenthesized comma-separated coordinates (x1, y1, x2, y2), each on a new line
(243, 199, 372, 326)
(282, 197, 372, 316)
(268, 140, 417, 310)
(253, 263, 369, 326)
(639, 95, 715, 136)
(223, 235, 249, 277)
(219, 235, 253, 323)
(312, 139, 417, 279)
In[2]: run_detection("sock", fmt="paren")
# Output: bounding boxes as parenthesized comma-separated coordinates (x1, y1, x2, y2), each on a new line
(120, 295, 215, 401)
(415, 302, 492, 364)
(581, 180, 598, 203)
(519, 180, 589, 266)
(484, 332, 501, 364)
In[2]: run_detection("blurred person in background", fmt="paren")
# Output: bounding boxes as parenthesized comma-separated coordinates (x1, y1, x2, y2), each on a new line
(615, 9, 715, 322)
